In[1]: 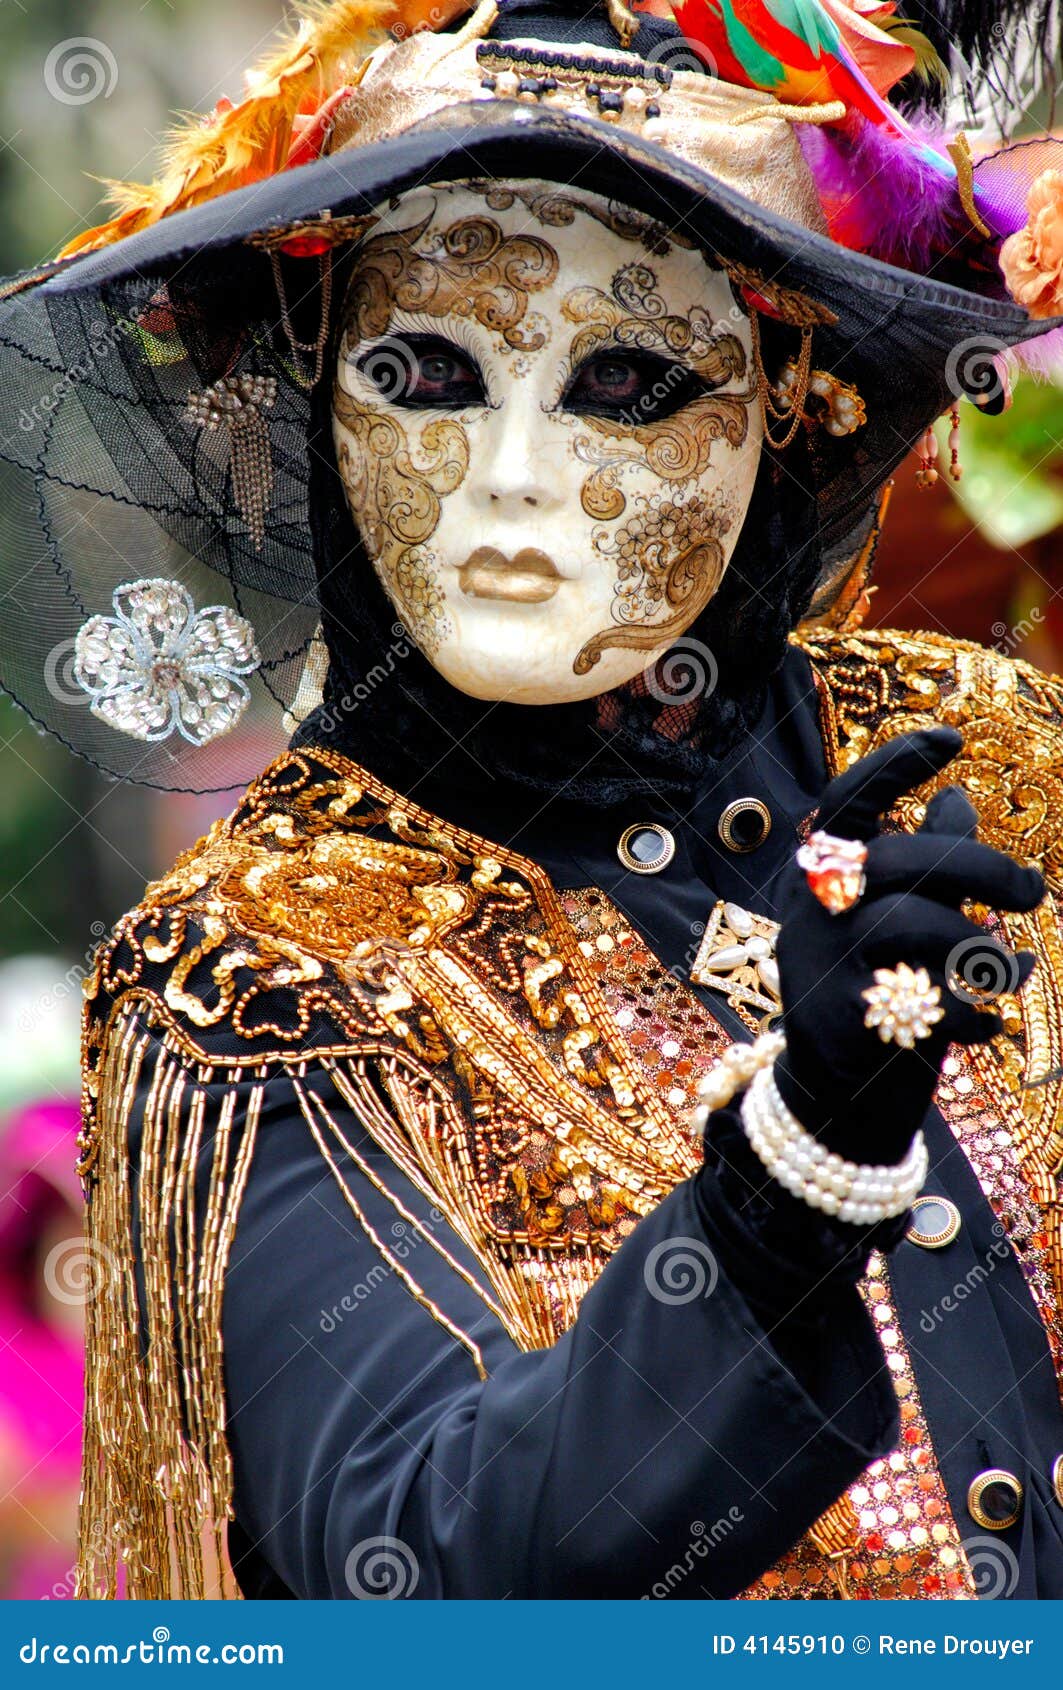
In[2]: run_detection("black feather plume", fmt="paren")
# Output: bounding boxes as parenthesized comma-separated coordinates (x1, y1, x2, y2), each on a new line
(893, 1, 1059, 126)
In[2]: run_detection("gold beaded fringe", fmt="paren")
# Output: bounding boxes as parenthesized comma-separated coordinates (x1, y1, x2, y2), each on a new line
(74, 1007, 515, 1599)
(76, 1019, 261, 1599)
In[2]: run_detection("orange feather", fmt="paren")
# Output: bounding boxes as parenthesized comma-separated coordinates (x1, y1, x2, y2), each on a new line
(60, 0, 470, 258)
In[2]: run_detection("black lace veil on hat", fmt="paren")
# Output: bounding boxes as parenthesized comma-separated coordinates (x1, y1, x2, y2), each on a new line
(0, 0, 1058, 793)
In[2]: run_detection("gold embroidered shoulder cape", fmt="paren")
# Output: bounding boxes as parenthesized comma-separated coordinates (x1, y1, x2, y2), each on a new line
(75, 627, 1063, 1600)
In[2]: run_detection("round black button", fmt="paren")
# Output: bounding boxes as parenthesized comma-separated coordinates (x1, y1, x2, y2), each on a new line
(617, 823, 676, 875)
(717, 798, 772, 854)
(968, 1469, 1023, 1531)
(905, 1195, 961, 1250)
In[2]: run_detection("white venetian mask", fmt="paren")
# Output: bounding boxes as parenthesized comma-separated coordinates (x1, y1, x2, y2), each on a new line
(332, 180, 762, 705)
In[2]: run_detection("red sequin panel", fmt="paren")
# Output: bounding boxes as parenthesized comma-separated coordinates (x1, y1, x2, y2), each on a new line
(561, 889, 731, 1141)
(937, 1048, 1063, 1397)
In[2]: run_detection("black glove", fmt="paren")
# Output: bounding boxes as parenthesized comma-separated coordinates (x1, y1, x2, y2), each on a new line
(773, 727, 1044, 1166)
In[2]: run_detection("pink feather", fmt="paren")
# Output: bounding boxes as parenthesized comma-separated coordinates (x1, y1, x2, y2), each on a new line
(1007, 324, 1063, 378)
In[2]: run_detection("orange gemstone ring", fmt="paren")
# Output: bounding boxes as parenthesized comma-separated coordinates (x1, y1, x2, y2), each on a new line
(796, 829, 869, 915)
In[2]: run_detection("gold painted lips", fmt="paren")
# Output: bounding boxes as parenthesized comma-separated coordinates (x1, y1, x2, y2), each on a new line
(457, 546, 561, 603)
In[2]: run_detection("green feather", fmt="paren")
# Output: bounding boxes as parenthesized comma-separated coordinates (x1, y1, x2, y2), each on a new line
(880, 16, 950, 90)
(782, 0, 842, 58)
(720, 0, 787, 87)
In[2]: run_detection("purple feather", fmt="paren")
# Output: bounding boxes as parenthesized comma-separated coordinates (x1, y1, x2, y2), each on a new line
(796, 117, 968, 272)
(796, 119, 1063, 379)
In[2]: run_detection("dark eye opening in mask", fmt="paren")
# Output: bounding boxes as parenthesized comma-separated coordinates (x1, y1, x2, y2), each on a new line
(561, 346, 721, 425)
(351, 332, 488, 407)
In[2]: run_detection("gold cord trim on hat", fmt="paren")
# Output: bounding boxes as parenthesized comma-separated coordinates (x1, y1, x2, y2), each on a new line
(448, 0, 498, 48)
(0, 259, 78, 300)
(246, 211, 377, 253)
(723, 259, 838, 328)
(729, 99, 846, 128)
(947, 132, 992, 240)
(605, 0, 641, 49)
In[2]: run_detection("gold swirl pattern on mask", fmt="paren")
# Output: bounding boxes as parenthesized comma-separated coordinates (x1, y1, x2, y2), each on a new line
(565, 262, 746, 367)
(333, 386, 467, 654)
(341, 208, 560, 353)
(579, 388, 752, 484)
(607, 491, 735, 628)
(566, 261, 751, 426)
(573, 540, 725, 675)
(463, 179, 692, 253)
(574, 440, 629, 523)
(565, 267, 752, 526)
(573, 468, 738, 673)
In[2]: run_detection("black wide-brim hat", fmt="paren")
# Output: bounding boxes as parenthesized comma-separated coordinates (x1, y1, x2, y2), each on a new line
(0, 2, 1055, 789)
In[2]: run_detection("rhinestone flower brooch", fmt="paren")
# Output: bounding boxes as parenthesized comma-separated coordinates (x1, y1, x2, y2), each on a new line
(73, 578, 260, 746)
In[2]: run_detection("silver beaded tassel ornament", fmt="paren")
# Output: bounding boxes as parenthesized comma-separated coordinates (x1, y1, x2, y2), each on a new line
(186, 373, 278, 550)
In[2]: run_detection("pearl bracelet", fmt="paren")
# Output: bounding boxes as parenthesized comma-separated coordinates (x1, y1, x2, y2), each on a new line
(689, 1032, 927, 1224)
(741, 1065, 927, 1224)
(689, 1029, 786, 1138)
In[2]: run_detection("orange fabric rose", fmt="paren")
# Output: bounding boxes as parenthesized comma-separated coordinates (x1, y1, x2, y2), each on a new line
(1001, 170, 1063, 320)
